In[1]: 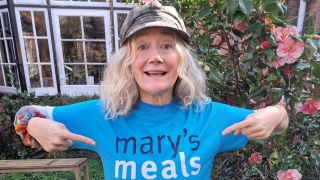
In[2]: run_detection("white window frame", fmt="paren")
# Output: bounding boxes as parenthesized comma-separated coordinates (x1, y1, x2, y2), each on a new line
(50, 0, 109, 7)
(112, 0, 136, 8)
(15, 7, 58, 96)
(0, 9, 18, 94)
(113, 10, 129, 51)
(13, 0, 47, 5)
(51, 9, 112, 96)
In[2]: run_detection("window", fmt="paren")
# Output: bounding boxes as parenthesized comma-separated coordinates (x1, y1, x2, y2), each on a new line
(51, 9, 111, 95)
(0, 10, 19, 93)
(16, 8, 57, 95)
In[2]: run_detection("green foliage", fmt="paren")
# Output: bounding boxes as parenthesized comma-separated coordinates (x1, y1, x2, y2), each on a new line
(165, 0, 320, 178)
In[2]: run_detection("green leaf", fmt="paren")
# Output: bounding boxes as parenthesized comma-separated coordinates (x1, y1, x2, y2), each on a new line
(196, 1, 212, 17)
(267, 35, 277, 46)
(239, 0, 253, 16)
(295, 62, 310, 70)
(208, 66, 223, 84)
(226, 0, 239, 16)
(266, 73, 277, 82)
(271, 88, 284, 103)
(265, 49, 276, 61)
(268, 14, 287, 26)
(243, 50, 255, 62)
(232, 11, 248, 23)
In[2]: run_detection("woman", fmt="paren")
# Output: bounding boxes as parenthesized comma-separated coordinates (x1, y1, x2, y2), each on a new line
(15, 1, 288, 179)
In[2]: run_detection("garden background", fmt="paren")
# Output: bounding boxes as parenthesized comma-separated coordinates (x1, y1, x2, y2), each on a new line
(1, 0, 320, 179)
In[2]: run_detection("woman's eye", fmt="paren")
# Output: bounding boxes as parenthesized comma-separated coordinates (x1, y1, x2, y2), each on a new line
(163, 44, 172, 49)
(138, 45, 147, 50)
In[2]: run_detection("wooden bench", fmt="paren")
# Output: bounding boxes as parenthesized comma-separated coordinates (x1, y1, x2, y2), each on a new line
(0, 158, 89, 180)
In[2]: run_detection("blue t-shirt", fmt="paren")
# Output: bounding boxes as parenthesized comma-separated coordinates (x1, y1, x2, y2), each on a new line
(53, 99, 253, 179)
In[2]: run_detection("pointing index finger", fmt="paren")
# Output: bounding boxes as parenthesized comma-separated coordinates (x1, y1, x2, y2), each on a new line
(62, 131, 96, 146)
(222, 121, 248, 136)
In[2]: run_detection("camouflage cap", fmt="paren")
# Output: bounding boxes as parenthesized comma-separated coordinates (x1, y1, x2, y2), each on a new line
(119, 0, 190, 46)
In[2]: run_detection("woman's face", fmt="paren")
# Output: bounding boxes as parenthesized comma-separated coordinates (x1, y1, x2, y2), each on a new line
(131, 27, 180, 105)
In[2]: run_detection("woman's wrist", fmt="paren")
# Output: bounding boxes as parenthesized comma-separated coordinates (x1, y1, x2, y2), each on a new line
(271, 105, 289, 134)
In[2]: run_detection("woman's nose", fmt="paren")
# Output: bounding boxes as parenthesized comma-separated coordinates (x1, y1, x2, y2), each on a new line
(148, 47, 163, 64)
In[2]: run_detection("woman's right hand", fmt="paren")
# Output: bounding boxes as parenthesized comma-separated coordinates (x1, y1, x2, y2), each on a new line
(27, 117, 96, 152)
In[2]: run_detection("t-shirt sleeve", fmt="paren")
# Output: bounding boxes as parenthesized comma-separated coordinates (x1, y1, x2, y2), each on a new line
(212, 103, 254, 153)
(53, 99, 102, 150)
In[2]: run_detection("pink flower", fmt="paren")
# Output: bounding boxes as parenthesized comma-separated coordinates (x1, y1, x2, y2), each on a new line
(277, 169, 302, 180)
(267, 57, 285, 68)
(199, 28, 206, 35)
(219, 42, 229, 55)
(261, 41, 271, 49)
(248, 152, 263, 164)
(273, 26, 299, 42)
(231, 22, 248, 33)
(301, 98, 320, 114)
(276, 37, 304, 64)
(294, 102, 303, 112)
(249, 99, 257, 104)
(211, 34, 222, 46)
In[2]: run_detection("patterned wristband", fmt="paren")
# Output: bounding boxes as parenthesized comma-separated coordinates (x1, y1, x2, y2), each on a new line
(14, 108, 46, 148)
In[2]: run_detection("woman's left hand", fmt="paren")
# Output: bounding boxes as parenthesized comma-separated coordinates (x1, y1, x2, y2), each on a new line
(222, 105, 289, 139)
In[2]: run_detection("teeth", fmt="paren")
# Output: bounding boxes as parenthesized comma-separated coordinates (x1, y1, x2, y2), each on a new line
(146, 72, 166, 76)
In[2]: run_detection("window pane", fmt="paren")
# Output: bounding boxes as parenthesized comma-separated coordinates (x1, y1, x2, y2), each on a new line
(86, 41, 106, 63)
(4, 65, 18, 87)
(34, 11, 47, 36)
(83, 16, 105, 39)
(24, 39, 37, 63)
(7, 40, 14, 63)
(87, 65, 104, 85)
(91, 0, 106, 2)
(38, 39, 50, 62)
(65, 65, 86, 85)
(59, 16, 81, 39)
(0, 40, 7, 63)
(28, 65, 40, 87)
(117, 14, 127, 35)
(0, 14, 3, 38)
(0, 66, 4, 86)
(62, 41, 84, 63)
(3, 12, 11, 38)
(20, 11, 34, 36)
(42, 65, 53, 87)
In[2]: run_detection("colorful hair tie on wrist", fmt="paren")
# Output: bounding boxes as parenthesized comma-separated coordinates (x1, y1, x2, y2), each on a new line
(15, 108, 46, 148)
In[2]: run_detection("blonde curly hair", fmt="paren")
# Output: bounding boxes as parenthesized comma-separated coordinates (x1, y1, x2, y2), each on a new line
(100, 33, 208, 119)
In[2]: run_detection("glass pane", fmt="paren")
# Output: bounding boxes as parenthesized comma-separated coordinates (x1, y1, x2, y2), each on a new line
(86, 41, 106, 63)
(72, 0, 87, 1)
(42, 65, 53, 87)
(3, 12, 11, 37)
(65, 65, 86, 85)
(117, 14, 127, 35)
(62, 41, 84, 63)
(38, 39, 50, 62)
(0, 66, 4, 86)
(116, 0, 138, 2)
(34, 11, 47, 36)
(0, 40, 7, 63)
(4, 65, 18, 87)
(20, 11, 34, 36)
(7, 40, 14, 63)
(28, 64, 40, 87)
(87, 65, 104, 85)
(24, 39, 37, 63)
(0, 14, 3, 38)
(83, 16, 105, 39)
(59, 16, 81, 39)
(91, 0, 106, 2)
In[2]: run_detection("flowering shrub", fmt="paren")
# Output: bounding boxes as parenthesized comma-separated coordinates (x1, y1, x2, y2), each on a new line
(162, 0, 320, 179)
